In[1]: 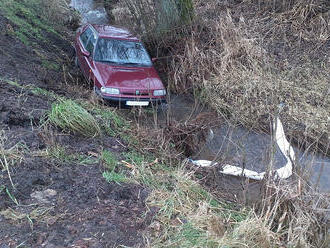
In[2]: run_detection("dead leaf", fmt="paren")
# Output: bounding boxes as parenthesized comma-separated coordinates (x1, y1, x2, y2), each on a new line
(148, 158, 159, 167)
(121, 160, 134, 169)
(87, 151, 99, 157)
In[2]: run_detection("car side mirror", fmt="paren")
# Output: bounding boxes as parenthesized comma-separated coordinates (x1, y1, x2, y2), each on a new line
(82, 50, 90, 57)
(152, 58, 157, 63)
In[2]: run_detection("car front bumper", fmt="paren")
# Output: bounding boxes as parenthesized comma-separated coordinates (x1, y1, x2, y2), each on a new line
(101, 95, 167, 106)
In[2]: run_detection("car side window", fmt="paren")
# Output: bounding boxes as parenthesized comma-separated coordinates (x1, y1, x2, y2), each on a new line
(85, 33, 97, 55)
(80, 27, 93, 48)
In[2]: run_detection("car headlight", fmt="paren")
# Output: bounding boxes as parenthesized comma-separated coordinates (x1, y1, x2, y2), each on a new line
(153, 89, 166, 96)
(100, 87, 120, 95)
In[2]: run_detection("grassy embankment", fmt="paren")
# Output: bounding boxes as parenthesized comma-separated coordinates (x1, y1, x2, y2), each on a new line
(0, 0, 328, 247)
(0, 0, 79, 71)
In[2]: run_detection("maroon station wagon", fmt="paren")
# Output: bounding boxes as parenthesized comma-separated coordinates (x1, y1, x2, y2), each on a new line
(74, 24, 166, 106)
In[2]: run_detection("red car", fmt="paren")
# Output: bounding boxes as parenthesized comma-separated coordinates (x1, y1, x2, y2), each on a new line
(74, 24, 166, 106)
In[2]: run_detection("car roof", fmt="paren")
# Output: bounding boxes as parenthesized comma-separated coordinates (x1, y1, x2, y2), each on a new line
(91, 24, 140, 41)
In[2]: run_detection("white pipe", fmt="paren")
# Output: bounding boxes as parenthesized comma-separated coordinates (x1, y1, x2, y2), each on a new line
(189, 117, 295, 180)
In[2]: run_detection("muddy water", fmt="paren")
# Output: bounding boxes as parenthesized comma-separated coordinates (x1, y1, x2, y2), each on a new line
(70, 0, 108, 24)
(163, 96, 330, 192)
(71, 0, 330, 193)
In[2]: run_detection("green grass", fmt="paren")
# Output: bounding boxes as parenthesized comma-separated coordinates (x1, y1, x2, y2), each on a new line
(140, 164, 251, 247)
(101, 150, 118, 170)
(48, 100, 101, 138)
(79, 101, 131, 138)
(172, 223, 216, 248)
(103, 170, 128, 185)
(6, 79, 22, 88)
(122, 151, 147, 165)
(2, 77, 60, 101)
(31, 87, 58, 99)
(41, 60, 60, 71)
(93, 107, 128, 136)
(47, 145, 97, 165)
(0, 0, 59, 45)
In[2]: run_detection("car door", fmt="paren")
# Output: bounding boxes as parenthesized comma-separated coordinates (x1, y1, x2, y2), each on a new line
(76, 27, 95, 79)
(83, 32, 97, 81)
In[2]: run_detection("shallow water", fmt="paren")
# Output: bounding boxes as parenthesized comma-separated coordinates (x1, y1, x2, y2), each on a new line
(71, 0, 330, 193)
(70, 0, 108, 24)
(160, 94, 330, 192)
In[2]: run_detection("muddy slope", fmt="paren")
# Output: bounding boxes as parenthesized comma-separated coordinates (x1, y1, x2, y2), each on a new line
(0, 11, 154, 248)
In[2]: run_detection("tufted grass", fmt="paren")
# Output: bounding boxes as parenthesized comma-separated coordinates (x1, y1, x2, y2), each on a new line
(48, 100, 101, 138)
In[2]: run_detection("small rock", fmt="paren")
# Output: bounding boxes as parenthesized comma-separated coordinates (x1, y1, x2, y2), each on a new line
(43, 189, 57, 197)
(31, 189, 57, 204)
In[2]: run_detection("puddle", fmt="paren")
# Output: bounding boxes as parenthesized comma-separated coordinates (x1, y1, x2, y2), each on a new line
(71, 0, 330, 193)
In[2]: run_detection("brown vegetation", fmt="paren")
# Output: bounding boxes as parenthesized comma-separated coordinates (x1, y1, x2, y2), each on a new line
(113, 0, 330, 156)
(109, 1, 330, 247)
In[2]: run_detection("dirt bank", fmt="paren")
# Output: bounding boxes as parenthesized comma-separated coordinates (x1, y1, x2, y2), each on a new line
(0, 66, 153, 248)
(0, 3, 155, 246)
(0, 1, 328, 247)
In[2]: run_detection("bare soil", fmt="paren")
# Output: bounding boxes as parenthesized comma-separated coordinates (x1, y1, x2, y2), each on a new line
(0, 13, 155, 248)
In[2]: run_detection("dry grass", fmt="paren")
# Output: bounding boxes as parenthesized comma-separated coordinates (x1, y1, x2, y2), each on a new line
(39, 0, 80, 28)
(0, 131, 25, 189)
(113, 0, 329, 154)
(105, 1, 330, 246)
(258, 177, 330, 247)
(141, 162, 329, 247)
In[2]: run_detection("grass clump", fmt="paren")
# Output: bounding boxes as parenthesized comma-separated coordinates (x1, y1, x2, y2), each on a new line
(79, 101, 130, 138)
(31, 87, 59, 99)
(101, 150, 118, 170)
(48, 100, 101, 138)
(46, 145, 97, 165)
(134, 163, 253, 247)
(96, 109, 127, 137)
(103, 170, 128, 185)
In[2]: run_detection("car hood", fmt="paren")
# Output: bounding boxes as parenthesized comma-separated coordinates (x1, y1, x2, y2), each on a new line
(94, 62, 164, 89)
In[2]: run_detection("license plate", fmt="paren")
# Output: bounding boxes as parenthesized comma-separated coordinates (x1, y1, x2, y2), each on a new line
(126, 101, 149, 106)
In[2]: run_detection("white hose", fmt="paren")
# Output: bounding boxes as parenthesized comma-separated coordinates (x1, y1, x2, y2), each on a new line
(189, 117, 295, 180)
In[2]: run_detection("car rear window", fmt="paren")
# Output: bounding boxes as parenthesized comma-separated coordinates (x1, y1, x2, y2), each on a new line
(94, 38, 152, 67)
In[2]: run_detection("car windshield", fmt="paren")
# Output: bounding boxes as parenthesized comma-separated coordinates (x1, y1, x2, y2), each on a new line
(94, 38, 152, 67)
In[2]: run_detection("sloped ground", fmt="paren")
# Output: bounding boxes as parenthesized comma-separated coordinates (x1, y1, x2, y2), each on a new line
(0, 1, 328, 247)
(0, 7, 154, 247)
